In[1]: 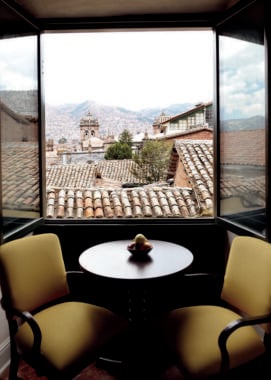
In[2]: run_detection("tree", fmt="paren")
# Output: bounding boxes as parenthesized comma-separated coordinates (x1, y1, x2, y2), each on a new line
(119, 129, 133, 147)
(104, 142, 132, 160)
(131, 140, 172, 183)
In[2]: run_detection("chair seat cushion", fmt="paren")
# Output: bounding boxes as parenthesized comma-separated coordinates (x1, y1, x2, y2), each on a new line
(16, 301, 128, 373)
(162, 305, 265, 379)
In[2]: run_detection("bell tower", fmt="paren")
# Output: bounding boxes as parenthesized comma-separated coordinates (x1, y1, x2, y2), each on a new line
(80, 111, 100, 142)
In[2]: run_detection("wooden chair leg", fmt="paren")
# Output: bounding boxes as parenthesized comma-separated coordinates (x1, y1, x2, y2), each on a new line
(8, 326, 20, 380)
(8, 352, 19, 380)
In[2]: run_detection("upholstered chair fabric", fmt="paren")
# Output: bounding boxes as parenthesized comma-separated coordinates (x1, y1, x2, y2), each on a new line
(160, 236, 271, 379)
(15, 301, 128, 373)
(0, 233, 128, 379)
(221, 236, 271, 333)
(0, 233, 69, 311)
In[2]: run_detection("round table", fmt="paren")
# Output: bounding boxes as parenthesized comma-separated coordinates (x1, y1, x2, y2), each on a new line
(79, 239, 193, 367)
(79, 239, 193, 281)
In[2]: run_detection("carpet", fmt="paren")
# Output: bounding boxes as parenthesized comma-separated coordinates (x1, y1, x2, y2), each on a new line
(1, 359, 185, 380)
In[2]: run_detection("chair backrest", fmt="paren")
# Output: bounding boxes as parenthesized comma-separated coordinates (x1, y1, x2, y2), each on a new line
(0, 233, 69, 312)
(221, 236, 271, 334)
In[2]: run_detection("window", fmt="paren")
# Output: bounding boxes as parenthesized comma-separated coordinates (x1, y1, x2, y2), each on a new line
(217, 0, 267, 237)
(0, 35, 41, 239)
(42, 30, 215, 220)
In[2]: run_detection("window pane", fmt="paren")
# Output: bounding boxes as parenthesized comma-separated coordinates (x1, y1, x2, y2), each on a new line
(218, 0, 266, 235)
(0, 35, 40, 236)
(43, 30, 214, 220)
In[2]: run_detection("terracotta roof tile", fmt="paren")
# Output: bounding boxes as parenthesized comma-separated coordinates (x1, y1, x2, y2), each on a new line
(45, 186, 201, 219)
(220, 175, 265, 207)
(2, 142, 40, 212)
(174, 140, 214, 214)
(3, 138, 265, 220)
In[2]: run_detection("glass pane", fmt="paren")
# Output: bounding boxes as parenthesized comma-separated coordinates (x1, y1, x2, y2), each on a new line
(219, 33, 266, 234)
(0, 35, 40, 237)
(42, 30, 214, 220)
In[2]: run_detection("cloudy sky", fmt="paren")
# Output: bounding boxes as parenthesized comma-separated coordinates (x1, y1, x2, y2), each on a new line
(42, 30, 215, 110)
(0, 30, 265, 118)
(219, 35, 265, 120)
(0, 30, 214, 111)
(0, 35, 37, 91)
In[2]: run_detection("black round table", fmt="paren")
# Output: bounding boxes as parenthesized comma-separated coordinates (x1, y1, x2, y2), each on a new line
(79, 240, 194, 368)
(79, 239, 193, 281)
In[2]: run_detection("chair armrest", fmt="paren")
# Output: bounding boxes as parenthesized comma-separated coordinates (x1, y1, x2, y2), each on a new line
(66, 270, 85, 284)
(180, 272, 224, 306)
(218, 313, 271, 372)
(12, 309, 42, 354)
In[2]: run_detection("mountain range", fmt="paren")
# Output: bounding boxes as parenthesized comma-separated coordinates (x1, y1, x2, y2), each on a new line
(45, 100, 194, 142)
(0, 90, 194, 142)
(1, 90, 265, 144)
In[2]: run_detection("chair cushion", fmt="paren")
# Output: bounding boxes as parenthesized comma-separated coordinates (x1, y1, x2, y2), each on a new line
(162, 305, 265, 379)
(15, 301, 128, 373)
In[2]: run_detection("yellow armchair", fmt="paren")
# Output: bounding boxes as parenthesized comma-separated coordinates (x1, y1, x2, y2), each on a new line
(159, 236, 271, 379)
(0, 233, 128, 380)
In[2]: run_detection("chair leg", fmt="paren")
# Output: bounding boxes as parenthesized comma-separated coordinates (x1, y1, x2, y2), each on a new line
(8, 351, 20, 380)
(7, 319, 21, 380)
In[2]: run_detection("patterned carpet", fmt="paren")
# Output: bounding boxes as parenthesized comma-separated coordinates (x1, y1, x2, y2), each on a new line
(1, 359, 184, 380)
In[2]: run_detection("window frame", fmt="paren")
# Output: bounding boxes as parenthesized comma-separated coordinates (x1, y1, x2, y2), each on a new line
(1, 0, 269, 242)
(215, 0, 270, 240)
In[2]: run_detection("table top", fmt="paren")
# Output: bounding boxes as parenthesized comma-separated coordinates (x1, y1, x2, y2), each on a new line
(79, 239, 193, 281)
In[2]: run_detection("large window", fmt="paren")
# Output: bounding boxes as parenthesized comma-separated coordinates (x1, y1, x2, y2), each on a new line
(42, 30, 215, 220)
(218, 0, 267, 237)
(0, 35, 41, 240)
(0, 0, 269, 241)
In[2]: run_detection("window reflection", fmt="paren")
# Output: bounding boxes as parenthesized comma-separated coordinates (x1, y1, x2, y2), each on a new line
(0, 35, 40, 236)
(219, 35, 266, 234)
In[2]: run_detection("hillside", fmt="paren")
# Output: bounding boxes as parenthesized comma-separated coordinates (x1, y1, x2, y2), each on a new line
(221, 115, 264, 131)
(0, 90, 194, 142)
(45, 100, 193, 142)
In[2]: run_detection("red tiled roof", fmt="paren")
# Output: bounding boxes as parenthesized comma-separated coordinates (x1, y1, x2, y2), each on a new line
(220, 130, 265, 166)
(2, 142, 40, 212)
(46, 186, 201, 219)
(2, 138, 265, 220)
(174, 140, 213, 211)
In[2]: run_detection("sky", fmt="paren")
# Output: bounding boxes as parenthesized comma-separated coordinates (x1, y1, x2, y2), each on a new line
(0, 30, 265, 118)
(42, 30, 214, 110)
(0, 35, 37, 91)
(219, 35, 265, 120)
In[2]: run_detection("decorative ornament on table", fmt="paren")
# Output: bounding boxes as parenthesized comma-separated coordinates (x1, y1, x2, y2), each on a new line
(127, 233, 153, 258)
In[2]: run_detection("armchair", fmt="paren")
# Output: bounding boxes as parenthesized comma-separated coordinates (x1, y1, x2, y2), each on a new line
(0, 233, 129, 380)
(159, 236, 271, 379)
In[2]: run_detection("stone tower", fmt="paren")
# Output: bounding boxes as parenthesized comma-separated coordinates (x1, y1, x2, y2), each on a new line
(80, 111, 100, 151)
(80, 111, 100, 140)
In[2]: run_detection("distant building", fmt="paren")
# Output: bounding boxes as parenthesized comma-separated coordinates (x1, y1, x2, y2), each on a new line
(79, 111, 103, 151)
(152, 102, 213, 135)
(152, 112, 172, 134)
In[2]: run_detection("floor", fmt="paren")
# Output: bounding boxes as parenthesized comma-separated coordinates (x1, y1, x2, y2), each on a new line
(1, 359, 184, 380)
(1, 355, 269, 380)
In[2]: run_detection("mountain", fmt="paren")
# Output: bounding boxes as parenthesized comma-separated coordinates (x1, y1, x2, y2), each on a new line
(45, 100, 194, 142)
(1, 90, 264, 141)
(0, 90, 199, 141)
(221, 115, 265, 131)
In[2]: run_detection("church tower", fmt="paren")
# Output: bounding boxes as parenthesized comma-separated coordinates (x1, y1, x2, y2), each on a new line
(80, 111, 100, 151)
